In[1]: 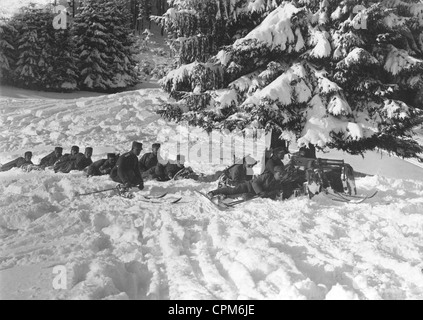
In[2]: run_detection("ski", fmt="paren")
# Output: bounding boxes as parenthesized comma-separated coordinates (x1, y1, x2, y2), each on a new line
(329, 191, 378, 204)
(143, 192, 168, 200)
(334, 191, 378, 200)
(140, 197, 182, 204)
(195, 190, 230, 211)
(224, 195, 259, 207)
(331, 197, 367, 204)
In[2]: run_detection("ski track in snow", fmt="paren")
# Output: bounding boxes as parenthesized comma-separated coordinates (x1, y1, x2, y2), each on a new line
(1, 89, 423, 300)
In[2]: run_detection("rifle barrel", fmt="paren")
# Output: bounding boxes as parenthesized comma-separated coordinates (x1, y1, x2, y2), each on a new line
(77, 187, 117, 196)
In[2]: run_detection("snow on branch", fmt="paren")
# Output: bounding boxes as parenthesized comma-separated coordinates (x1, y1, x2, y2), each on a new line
(336, 48, 379, 69)
(241, 63, 312, 108)
(211, 88, 240, 112)
(332, 31, 365, 61)
(307, 29, 331, 59)
(327, 94, 352, 116)
(160, 61, 225, 95)
(383, 0, 423, 27)
(258, 61, 290, 83)
(314, 70, 343, 95)
(298, 95, 363, 148)
(382, 99, 410, 119)
(229, 70, 264, 94)
(215, 49, 232, 66)
(233, 2, 307, 52)
(410, 2, 423, 27)
(384, 45, 423, 75)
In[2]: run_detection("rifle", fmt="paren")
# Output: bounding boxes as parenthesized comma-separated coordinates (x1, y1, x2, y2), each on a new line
(76, 184, 129, 197)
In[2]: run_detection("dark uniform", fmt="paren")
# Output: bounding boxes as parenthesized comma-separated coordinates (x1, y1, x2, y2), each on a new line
(54, 153, 92, 173)
(54, 146, 80, 173)
(299, 144, 316, 159)
(87, 159, 107, 176)
(270, 129, 287, 150)
(264, 156, 284, 174)
(142, 163, 167, 181)
(0, 156, 33, 172)
(210, 172, 284, 199)
(39, 147, 63, 169)
(139, 152, 158, 172)
(167, 164, 197, 180)
(99, 158, 116, 174)
(87, 154, 117, 177)
(110, 151, 144, 186)
(225, 164, 253, 186)
(75, 153, 93, 171)
(164, 162, 184, 179)
(54, 154, 76, 173)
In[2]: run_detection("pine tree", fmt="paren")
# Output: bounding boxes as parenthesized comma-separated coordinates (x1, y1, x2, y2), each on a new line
(154, 0, 283, 65)
(158, 0, 423, 159)
(0, 17, 18, 84)
(12, 5, 54, 89)
(50, 26, 79, 91)
(4, 4, 78, 91)
(73, 0, 140, 92)
(139, 0, 153, 29)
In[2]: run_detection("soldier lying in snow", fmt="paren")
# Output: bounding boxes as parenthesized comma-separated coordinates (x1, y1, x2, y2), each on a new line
(109, 141, 144, 190)
(21, 147, 64, 172)
(86, 153, 118, 177)
(142, 155, 198, 181)
(263, 147, 287, 175)
(142, 162, 167, 181)
(207, 166, 289, 201)
(139, 143, 161, 173)
(39, 147, 63, 169)
(54, 146, 93, 173)
(0, 151, 33, 172)
(217, 155, 258, 188)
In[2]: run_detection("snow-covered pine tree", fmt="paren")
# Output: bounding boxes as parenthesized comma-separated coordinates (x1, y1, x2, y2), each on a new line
(153, 0, 283, 65)
(12, 5, 57, 89)
(5, 4, 79, 91)
(73, 0, 140, 91)
(50, 25, 79, 91)
(0, 17, 18, 84)
(138, 0, 153, 29)
(158, 0, 423, 159)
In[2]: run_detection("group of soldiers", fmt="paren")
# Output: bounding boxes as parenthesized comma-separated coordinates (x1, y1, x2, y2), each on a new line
(0, 145, 94, 174)
(0, 139, 326, 201)
(208, 146, 302, 200)
(0, 141, 191, 185)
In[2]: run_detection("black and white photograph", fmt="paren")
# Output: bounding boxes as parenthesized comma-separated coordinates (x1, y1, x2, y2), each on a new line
(0, 0, 423, 301)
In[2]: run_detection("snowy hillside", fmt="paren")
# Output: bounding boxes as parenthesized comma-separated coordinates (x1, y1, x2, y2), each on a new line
(1, 87, 423, 300)
(0, 0, 50, 18)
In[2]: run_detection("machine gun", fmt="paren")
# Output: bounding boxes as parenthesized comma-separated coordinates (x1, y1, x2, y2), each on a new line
(289, 155, 356, 196)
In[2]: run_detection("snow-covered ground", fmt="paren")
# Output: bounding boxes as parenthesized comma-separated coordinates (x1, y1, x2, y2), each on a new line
(1, 85, 423, 300)
(0, 0, 51, 18)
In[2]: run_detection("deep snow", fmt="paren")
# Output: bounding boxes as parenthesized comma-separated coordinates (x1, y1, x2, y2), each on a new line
(2, 0, 423, 301)
(1, 86, 423, 300)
